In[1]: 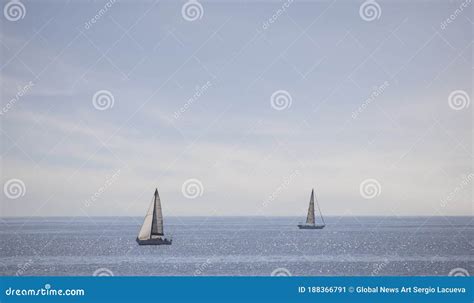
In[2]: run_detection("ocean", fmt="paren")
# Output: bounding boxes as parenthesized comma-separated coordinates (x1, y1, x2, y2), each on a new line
(1, 216, 472, 276)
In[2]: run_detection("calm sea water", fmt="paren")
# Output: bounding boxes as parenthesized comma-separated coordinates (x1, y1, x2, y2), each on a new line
(1, 216, 472, 276)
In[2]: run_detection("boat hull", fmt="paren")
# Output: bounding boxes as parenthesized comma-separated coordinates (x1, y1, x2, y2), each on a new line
(298, 224, 325, 229)
(136, 237, 172, 245)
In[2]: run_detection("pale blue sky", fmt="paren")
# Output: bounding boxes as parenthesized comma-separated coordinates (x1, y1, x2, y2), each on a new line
(1, 0, 472, 217)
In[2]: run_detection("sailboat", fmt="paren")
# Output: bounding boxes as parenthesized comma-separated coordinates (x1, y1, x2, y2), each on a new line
(298, 189, 325, 229)
(136, 188, 172, 245)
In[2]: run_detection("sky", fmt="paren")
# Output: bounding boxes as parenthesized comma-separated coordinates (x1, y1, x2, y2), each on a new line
(0, 0, 472, 217)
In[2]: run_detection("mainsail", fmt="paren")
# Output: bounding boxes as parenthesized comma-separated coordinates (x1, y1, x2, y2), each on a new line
(306, 189, 315, 225)
(137, 189, 164, 240)
(298, 188, 325, 229)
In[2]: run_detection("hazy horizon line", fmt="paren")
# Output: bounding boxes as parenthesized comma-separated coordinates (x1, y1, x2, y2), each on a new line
(2, 215, 473, 218)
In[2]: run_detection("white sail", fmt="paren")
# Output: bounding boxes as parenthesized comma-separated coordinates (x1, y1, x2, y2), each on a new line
(137, 198, 154, 240)
(306, 189, 315, 225)
(138, 189, 164, 240)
